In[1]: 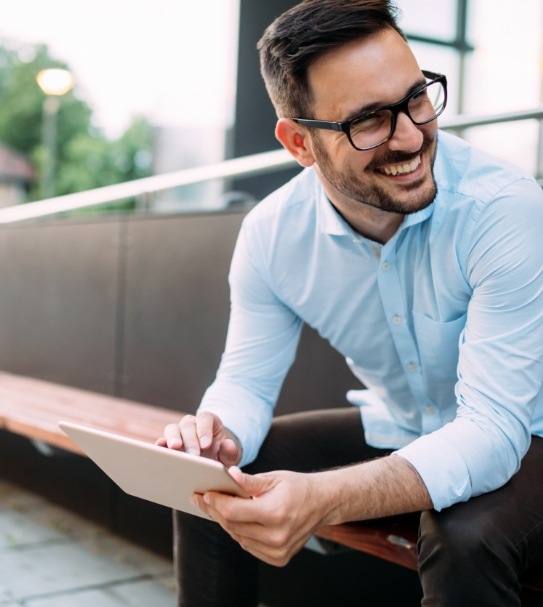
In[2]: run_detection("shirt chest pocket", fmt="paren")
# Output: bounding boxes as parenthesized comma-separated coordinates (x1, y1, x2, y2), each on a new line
(413, 312, 467, 378)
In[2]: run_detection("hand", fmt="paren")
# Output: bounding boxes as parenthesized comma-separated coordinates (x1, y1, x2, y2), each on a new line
(192, 456, 433, 567)
(156, 412, 241, 467)
(192, 467, 324, 567)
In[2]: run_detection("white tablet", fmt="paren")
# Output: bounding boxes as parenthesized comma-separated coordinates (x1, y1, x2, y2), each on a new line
(59, 420, 249, 519)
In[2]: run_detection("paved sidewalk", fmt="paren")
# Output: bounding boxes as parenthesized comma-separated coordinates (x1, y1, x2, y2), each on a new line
(0, 478, 176, 606)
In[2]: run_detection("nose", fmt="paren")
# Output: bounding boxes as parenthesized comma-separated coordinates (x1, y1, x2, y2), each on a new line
(386, 110, 424, 153)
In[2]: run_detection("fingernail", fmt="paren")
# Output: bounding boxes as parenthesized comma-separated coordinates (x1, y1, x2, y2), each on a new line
(200, 435, 211, 448)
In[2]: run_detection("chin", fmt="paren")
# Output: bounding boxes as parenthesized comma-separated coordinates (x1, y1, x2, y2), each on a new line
(374, 174, 437, 215)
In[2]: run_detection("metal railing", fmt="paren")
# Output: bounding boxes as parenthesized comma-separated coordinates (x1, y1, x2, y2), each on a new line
(0, 106, 541, 225)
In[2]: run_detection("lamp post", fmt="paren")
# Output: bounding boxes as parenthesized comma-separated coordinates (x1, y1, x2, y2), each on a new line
(36, 68, 75, 199)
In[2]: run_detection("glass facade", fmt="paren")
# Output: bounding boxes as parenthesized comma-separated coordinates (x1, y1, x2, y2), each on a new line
(398, 0, 458, 40)
(398, 0, 543, 175)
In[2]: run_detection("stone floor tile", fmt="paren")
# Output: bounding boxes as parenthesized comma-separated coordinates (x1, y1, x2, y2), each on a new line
(0, 478, 45, 512)
(0, 479, 106, 549)
(25, 575, 176, 607)
(0, 533, 172, 601)
(0, 508, 65, 550)
(0, 478, 176, 606)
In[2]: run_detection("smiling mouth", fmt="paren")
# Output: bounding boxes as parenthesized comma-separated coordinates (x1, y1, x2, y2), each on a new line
(379, 155, 421, 177)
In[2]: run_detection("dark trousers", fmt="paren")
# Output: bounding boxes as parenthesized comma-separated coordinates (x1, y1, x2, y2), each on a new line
(173, 408, 543, 606)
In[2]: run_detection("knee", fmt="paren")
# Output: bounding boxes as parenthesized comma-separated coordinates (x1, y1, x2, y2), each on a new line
(419, 507, 515, 568)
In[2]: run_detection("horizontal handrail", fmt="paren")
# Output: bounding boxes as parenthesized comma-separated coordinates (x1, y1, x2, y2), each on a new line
(440, 107, 543, 130)
(0, 106, 541, 224)
(0, 149, 294, 224)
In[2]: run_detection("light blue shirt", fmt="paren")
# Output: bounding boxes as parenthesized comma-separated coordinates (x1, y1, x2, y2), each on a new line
(199, 131, 543, 511)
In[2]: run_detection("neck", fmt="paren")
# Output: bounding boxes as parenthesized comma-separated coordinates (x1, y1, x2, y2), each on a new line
(329, 198, 404, 244)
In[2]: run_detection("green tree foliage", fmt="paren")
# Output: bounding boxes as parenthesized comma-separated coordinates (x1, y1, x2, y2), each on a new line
(0, 43, 153, 207)
(57, 117, 153, 194)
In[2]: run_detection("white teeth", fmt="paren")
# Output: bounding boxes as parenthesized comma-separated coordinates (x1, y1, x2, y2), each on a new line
(382, 156, 421, 176)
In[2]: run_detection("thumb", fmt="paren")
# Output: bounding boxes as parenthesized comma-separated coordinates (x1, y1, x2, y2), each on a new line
(218, 438, 241, 468)
(228, 466, 274, 498)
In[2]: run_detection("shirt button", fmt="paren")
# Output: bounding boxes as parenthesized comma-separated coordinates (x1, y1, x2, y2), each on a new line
(392, 315, 402, 325)
(382, 262, 390, 271)
(407, 363, 417, 372)
(425, 405, 436, 415)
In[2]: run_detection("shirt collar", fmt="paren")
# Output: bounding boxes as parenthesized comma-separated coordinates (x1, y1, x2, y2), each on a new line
(315, 181, 350, 236)
(315, 174, 435, 238)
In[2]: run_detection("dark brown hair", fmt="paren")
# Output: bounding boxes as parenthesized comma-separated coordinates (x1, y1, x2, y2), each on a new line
(258, 0, 405, 118)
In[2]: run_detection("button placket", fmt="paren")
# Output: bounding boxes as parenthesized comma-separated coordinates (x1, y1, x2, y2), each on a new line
(377, 248, 431, 410)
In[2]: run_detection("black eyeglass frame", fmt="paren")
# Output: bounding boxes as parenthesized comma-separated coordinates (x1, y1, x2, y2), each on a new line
(292, 70, 447, 151)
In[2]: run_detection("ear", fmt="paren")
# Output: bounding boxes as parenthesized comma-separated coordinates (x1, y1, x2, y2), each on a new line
(275, 118, 315, 168)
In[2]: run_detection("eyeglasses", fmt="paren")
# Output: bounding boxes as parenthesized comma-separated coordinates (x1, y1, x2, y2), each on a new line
(292, 70, 447, 151)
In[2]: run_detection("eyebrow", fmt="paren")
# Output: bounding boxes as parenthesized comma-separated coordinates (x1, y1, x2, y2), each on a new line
(342, 75, 428, 122)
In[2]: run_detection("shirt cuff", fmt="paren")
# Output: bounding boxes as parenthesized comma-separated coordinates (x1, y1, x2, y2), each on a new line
(198, 383, 273, 468)
(393, 432, 471, 511)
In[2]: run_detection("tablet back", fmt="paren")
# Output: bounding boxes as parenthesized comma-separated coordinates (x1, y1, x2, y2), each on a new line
(59, 420, 247, 519)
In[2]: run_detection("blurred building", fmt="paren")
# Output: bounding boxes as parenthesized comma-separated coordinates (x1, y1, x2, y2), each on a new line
(0, 145, 34, 208)
(151, 125, 231, 213)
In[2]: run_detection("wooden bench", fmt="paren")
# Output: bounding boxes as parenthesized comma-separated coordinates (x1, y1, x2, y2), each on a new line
(0, 370, 179, 455)
(0, 370, 541, 604)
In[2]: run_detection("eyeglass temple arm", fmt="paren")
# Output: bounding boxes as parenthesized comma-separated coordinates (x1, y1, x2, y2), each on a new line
(292, 118, 345, 132)
(421, 70, 443, 81)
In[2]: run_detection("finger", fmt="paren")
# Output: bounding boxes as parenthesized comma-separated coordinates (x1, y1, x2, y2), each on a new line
(202, 488, 268, 527)
(195, 412, 217, 450)
(228, 467, 275, 498)
(237, 538, 301, 567)
(155, 437, 167, 447)
(196, 493, 303, 567)
(197, 476, 274, 528)
(162, 423, 184, 450)
(218, 439, 241, 467)
(178, 415, 201, 455)
(215, 516, 302, 568)
(191, 493, 251, 529)
(225, 518, 310, 568)
(190, 493, 213, 519)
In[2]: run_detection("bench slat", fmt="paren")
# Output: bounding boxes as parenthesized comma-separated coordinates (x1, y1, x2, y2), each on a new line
(0, 371, 179, 452)
(316, 516, 418, 571)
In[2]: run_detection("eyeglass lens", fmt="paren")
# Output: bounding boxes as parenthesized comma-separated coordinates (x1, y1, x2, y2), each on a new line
(349, 80, 446, 150)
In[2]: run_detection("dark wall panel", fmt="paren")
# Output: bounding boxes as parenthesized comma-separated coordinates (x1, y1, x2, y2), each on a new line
(120, 212, 242, 410)
(0, 220, 120, 394)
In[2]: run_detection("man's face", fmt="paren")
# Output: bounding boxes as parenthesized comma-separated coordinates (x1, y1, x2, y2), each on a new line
(305, 29, 439, 217)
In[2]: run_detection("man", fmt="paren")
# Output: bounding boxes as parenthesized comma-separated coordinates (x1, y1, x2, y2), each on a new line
(158, 1, 543, 605)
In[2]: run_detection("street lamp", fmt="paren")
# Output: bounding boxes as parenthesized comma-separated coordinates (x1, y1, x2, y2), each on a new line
(36, 68, 75, 199)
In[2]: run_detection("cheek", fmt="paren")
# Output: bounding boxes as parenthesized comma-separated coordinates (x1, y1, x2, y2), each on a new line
(334, 142, 376, 171)
(349, 151, 379, 177)
(422, 123, 438, 150)
(312, 134, 375, 178)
